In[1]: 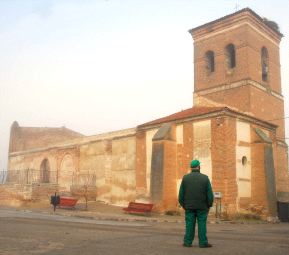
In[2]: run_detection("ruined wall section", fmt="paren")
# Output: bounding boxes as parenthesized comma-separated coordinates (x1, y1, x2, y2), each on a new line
(8, 128, 137, 206)
(9, 150, 58, 173)
(9, 146, 79, 186)
(9, 121, 84, 153)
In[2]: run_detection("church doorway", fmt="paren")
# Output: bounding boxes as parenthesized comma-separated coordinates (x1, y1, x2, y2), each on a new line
(40, 159, 50, 183)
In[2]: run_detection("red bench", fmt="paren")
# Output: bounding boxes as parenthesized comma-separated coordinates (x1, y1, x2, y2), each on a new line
(59, 196, 78, 208)
(123, 202, 154, 215)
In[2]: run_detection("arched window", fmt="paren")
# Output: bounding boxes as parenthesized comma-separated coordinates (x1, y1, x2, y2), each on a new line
(261, 47, 269, 82)
(205, 51, 215, 73)
(40, 158, 50, 183)
(226, 44, 236, 68)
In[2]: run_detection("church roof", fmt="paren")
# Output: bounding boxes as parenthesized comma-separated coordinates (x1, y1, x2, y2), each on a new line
(138, 106, 278, 129)
(138, 106, 224, 128)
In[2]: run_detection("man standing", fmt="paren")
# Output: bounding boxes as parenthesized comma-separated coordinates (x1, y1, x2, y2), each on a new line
(178, 159, 214, 248)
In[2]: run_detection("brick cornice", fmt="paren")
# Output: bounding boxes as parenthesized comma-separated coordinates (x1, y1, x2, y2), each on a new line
(194, 79, 284, 101)
(189, 8, 282, 43)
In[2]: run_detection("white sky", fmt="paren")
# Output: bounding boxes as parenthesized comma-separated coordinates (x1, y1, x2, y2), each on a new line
(0, 0, 288, 170)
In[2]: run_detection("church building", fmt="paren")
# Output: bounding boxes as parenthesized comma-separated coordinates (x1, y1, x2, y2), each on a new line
(5, 8, 289, 219)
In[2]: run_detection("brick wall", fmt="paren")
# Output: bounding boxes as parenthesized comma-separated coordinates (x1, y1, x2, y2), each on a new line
(246, 28, 281, 92)
(251, 129, 270, 215)
(192, 11, 281, 94)
(211, 117, 227, 197)
(193, 25, 250, 91)
(211, 116, 237, 214)
(162, 140, 177, 211)
(192, 9, 285, 143)
(275, 144, 289, 192)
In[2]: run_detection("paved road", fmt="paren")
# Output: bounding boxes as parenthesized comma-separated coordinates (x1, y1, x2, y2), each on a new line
(0, 209, 288, 255)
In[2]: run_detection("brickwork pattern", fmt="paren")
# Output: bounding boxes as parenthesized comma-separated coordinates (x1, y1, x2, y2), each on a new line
(162, 140, 177, 211)
(275, 144, 289, 192)
(251, 131, 269, 212)
(211, 116, 237, 213)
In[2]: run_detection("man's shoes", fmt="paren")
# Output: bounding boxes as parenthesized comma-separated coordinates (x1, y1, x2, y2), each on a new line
(183, 243, 192, 247)
(199, 243, 213, 248)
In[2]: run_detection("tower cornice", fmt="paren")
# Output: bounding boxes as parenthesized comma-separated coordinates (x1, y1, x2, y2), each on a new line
(189, 8, 283, 43)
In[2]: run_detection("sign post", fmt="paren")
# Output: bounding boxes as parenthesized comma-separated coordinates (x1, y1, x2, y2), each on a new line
(214, 192, 222, 218)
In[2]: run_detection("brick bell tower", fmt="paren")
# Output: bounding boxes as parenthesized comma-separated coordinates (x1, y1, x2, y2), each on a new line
(189, 8, 289, 198)
(189, 8, 285, 140)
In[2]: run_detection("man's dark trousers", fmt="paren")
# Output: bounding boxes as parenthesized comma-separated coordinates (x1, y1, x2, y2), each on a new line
(184, 209, 209, 247)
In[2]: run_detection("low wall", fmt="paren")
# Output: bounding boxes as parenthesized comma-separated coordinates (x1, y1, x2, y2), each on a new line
(0, 183, 59, 203)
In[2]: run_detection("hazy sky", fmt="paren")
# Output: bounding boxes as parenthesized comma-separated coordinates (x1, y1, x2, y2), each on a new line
(0, 0, 289, 170)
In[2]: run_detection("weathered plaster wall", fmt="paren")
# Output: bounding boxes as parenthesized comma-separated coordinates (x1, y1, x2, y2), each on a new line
(110, 136, 136, 205)
(175, 124, 184, 197)
(193, 120, 212, 180)
(74, 130, 137, 205)
(59, 154, 76, 190)
(9, 152, 57, 172)
(8, 128, 137, 206)
(145, 128, 158, 196)
(79, 140, 111, 200)
(236, 121, 252, 201)
(135, 130, 147, 199)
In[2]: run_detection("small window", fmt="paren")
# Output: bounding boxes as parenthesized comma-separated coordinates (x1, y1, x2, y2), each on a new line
(261, 47, 269, 82)
(242, 156, 247, 166)
(205, 51, 215, 73)
(226, 44, 236, 68)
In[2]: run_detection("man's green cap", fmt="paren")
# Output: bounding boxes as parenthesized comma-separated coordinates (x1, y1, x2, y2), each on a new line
(190, 159, 200, 168)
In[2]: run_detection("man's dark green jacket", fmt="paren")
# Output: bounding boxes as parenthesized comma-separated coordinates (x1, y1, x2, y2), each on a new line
(178, 170, 214, 210)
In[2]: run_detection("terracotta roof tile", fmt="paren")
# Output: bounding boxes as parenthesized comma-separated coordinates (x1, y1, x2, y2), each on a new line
(138, 106, 225, 127)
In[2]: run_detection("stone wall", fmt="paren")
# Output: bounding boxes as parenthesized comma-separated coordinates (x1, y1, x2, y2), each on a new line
(8, 128, 137, 206)
(0, 183, 59, 202)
